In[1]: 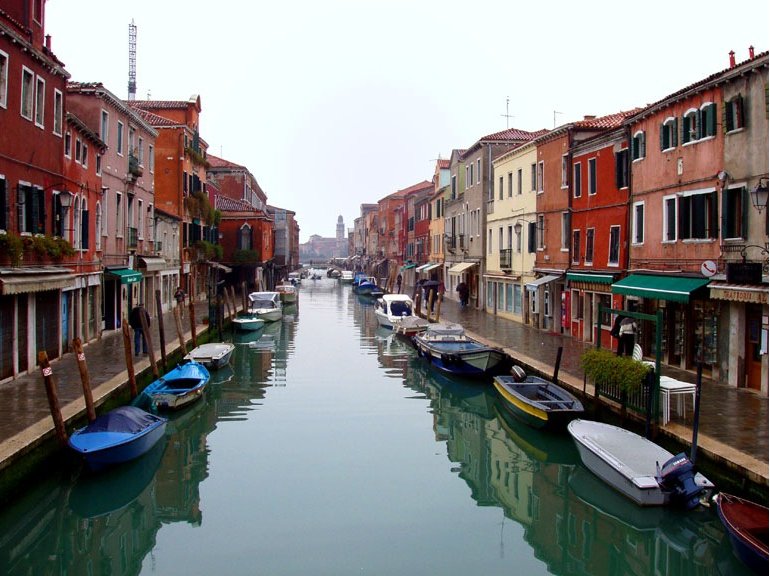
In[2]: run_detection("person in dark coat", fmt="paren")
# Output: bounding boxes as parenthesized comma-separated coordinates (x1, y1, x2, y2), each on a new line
(129, 304, 151, 356)
(396, 273, 402, 294)
(616, 316, 637, 357)
(456, 281, 469, 308)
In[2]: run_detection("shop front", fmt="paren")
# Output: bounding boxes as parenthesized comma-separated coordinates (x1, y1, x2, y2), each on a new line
(525, 274, 562, 331)
(566, 272, 619, 347)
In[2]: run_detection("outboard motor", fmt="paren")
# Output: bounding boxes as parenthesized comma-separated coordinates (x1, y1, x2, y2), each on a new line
(656, 453, 703, 509)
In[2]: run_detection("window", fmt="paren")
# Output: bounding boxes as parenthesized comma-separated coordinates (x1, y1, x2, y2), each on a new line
(632, 201, 644, 244)
(571, 289, 582, 320)
(599, 294, 612, 328)
(515, 224, 522, 253)
(95, 202, 102, 250)
(513, 285, 522, 314)
(537, 214, 545, 250)
(477, 158, 481, 185)
(663, 195, 677, 242)
(488, 229, 493, 254)
(573, 162, 582, 198)
(508, 172, 513, 198)
(507, 225, 513, 249)
(101, 110, 109, 144)
(608, 226, 620, 265)
(0, 176, 7, 230)
(73, 197, 81, 250)
(82, 143, 88, 168)
(615, 149, 629, 189)
(148, 144, 154, 172)
(498, 176, 503, 200)
(585, 228, 595, 265)
(17, 183, 45, 234)
(588, 158, 597, 195)
(0, 50, 8, 109)
(21, 67, 34, 120)
(679, 191, 717, 240)
(722, 186, 747, 239)
(96, 154, 102, 175)
(116, 121, 124, 155)
(138, 199, 144, 239)
(682, 109, 700, 144)
(632, 130, 646, 160)
(572, 230, 581, 264)
(528, 222, 536, 253)
(498, 228, 503, 255)
(660, 117, 678, 150)
(75, 138, 81, 164)
(700, 103, 717, 138)
(115, 192, 123, 237)
(561, 212, 570, 251)
(451, 174, 457, 199)
(517, 168, 522, 195)
(34, 76, 45, 127)
(543, 288, 551, 317)
(537, 161, 544, 193)
(64, 131, 71, 158)
(725, 95, 745, 132)
(138, 137, 144, 164)
(561, 155, 568, 188)
(102, 192, 108, 237)
(53, 89, 63, 136)
(531, 163, 537, 191)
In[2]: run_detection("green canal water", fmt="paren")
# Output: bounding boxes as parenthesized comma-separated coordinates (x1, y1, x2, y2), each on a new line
(0, 278, 752, 575)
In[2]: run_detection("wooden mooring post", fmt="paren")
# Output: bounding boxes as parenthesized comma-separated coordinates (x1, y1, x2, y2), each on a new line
(174, 306, 188, 355)
(189, 299, 198, 348)
(38, 351, 68, 446)
(72, 337, 96, 422)
(138, 307, 159, 379)
(155, 289, 167, 372)
(121, 318, 138, 398)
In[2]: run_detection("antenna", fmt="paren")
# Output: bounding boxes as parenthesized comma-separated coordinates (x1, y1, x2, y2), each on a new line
(501, 97, 514, 129)
(553, 110, 564, 128)
(128, 20, 137, 101)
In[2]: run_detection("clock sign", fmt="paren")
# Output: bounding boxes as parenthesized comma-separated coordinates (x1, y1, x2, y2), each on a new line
(701, 260, 717, 277)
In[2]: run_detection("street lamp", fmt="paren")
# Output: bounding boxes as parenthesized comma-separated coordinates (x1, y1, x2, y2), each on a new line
(58, 191, 74, 209)
(750, 178, 769, 213)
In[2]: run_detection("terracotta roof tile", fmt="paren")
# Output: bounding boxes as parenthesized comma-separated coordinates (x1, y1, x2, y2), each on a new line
(130, 107, 177, 127)
(215, 196, 254, 211)
(207, 153, 245, 170)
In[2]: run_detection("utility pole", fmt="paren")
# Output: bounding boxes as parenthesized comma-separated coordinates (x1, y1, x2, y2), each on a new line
(501, 97, 514, 129)
(553, 110, 564, 128)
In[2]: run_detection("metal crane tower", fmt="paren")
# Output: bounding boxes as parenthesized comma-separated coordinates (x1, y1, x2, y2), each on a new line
(128, 20, 137, 101)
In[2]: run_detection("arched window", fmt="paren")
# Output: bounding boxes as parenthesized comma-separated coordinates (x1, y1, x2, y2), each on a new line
(73, 196, 81, 250)
(239, 223, 252, 250)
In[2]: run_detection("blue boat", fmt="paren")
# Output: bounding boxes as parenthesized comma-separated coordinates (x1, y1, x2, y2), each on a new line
(353, 275, 383, 297)
(68, 406, 167, 471)
(140, 361, 211, 410)
(413, 322, 511, 379)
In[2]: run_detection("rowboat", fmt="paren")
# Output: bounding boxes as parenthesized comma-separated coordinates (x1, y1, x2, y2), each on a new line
(392, 316, 430, 344)
(184, 342, 235, 369)
(493, 367, 584, 429)
(140, 361, 211, 410)
(715, 492, 769, 574)
(567, 419, 714, 508)
(68, 405, 167, 471)
(232, 311, 266, 332)
(373, 294, 416, 329)
(413, 322, 511, 379)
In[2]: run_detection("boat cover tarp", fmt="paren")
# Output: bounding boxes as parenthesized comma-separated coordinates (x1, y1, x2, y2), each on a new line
(84, 406, 161, 434)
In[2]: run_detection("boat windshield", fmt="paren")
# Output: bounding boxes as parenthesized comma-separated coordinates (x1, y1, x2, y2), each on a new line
(253, 300, 274, 308)
(390, 301, 412, 316)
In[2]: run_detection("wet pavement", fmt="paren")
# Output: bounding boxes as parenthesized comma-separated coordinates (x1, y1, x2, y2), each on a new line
(0, 289, 767, 490)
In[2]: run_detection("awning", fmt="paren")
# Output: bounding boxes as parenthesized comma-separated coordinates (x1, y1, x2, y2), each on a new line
(401, 263, 416, 270)
(525, 274, 561, 291)
(709, 282, 768, 304)
(415, 262, 433, 272)
(566, 272, 614, 285)
(106, 268, 142, 285)
(421, 263, 441, 273)
(137, 256, 167, 271)
(611, 274, 710, 303)
(0, 268, 76, 295)
(207, 261, 233, 273)
(448, 262, 477, 274)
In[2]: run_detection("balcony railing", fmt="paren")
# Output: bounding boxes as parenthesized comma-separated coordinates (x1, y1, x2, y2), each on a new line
(500, 248, 512, 269)
(127, 227, 138, 248)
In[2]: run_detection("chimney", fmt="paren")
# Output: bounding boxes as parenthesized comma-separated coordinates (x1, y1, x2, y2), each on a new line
(45, 34, 51, 51)
(749, 45, 755, 59)
(583, 115, 596, 121)
(729, 50, 736, 68)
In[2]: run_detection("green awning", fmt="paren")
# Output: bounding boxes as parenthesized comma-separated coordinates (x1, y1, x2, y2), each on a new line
(567, 272, 614, 285)
(106, 268, 142, 285)
(611, 274, 709, 303)
(401, 263, 416, 270)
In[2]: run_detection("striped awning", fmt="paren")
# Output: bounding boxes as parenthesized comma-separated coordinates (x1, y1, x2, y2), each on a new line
(0, 269, 76, 295)
(566, 272, 614, 285)
(448, 262, 477, 274)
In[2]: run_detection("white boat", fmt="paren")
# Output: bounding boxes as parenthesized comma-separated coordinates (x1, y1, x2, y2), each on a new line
(288, 272, 302, 285)
(340, 270, 355, 284)
(276, 283, 298, 304)
(248, 291, 283, 322)
(184, 342, 235, 369)
(567, 419, 714, 509)
(232, 311, 266, 332)
(373, 294, 416, 328)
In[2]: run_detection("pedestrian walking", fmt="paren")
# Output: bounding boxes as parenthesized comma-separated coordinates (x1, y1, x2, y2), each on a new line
(174, 286, 186, 317)
(456, 281, 469, 308)
(616, 316, 637, 356)
(396, 273, 402, 294)
(129, 304, 151, 356)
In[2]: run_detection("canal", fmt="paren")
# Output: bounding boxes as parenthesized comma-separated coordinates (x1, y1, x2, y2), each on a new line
(0, 277, 751, 575)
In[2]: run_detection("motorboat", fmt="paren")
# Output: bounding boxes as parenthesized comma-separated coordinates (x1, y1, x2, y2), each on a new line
(276, 283, 298, 304)
(493, 366, 584, 429)
(248, 291, 283, 322)
(340, 270, 355, 284)
(232, 311, 266, 332)
(567, 419, 714, 508)
(184, 342, 235, 369)
(714, 492, 768, 574)
(373, 294, 416, 329)
(392, 316, 430, 345)
(412, 322, 511, 379)
(68, 405, 167, 470)
(287, 271, 302, 285)
(353, 276, 383, 297)
(140, 361, 211, 411)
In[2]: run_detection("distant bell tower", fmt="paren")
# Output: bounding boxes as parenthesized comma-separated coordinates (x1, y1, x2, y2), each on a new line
(336, 215, 347, 257)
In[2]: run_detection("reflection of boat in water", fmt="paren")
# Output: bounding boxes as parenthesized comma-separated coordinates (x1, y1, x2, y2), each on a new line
(208, 364, 234, 385)
(493, 402, 579, 466)
(68, 434, 167, 518)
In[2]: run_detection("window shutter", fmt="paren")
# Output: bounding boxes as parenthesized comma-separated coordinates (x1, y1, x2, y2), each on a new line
(0, 179, 6, 230)
(615, 153, 622, 189)
(721, 187, 728, 240)
(741, 186, 749, 238)
(527, 222, 536, 253)
(708, 104, 717, 136)
(678, 197, 686, 240)
(735, 95, 744, 128)
(641, 133, 646, 158)
(660, 124, 666, 150)
(710, 191, 718, 239)
(723, 101, 732, 133)
(81, 209, 89, 249)
(694, 112, 701, 139)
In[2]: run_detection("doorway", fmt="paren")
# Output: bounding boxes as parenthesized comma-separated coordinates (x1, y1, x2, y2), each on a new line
(746, 304, 763, 390)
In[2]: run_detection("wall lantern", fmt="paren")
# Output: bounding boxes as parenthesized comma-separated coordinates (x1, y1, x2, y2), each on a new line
(750, 178, 769, 213)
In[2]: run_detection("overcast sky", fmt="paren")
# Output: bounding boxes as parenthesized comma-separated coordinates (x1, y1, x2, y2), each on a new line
(46, 0, 768, 243)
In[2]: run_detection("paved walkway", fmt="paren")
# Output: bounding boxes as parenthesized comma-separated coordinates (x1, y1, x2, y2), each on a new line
(425, 296, 769, 484)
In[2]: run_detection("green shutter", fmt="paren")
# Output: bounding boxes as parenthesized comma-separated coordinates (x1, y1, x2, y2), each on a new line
(710, 191, 718, 239)
(708, 104, 717, 136)
(659, 124, 665, 150)
(721, 187, 728, 239)
(723, 101, 732, 133)
(673, 118, 678, 146)
(741, 186, 749, 238)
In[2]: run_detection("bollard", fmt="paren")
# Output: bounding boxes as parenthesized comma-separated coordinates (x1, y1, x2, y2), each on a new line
(38, 351, 68, 446)
(138, 306, 159, 378)
(122, 318, 138, 398)
(72, 337, 96, 423)
(155, 289, 167, 372)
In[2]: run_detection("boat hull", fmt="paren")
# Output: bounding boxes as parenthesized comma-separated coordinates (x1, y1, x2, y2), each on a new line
(568, 419, 714, 507)
(493, 375, 584, 429)
(414, 338, 511, 379)
(255, 309, 283, 322)
(232, 316, 265, 331)
(68, 406, 167, 470)
(184, 343, 235, 369)
(142, 362, 210, 411)
(715, 492, 769, 574)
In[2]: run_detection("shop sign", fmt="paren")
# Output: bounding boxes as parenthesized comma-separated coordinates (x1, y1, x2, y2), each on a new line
(726, 262, 762, 284)
(710, 286, 768, 304)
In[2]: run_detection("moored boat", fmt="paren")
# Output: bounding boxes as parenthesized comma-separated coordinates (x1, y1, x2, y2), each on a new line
(140, 361, 211, 411)
(340, 270, 355, 284)
(184, 342, 235, 369)
(567, 419, 714, 508)
(393, 316, 430, 345)
(715, 492, 769, 574)
(353, 276, 383, 297)
(232, 311, 266, 332)
(276, 283, 298, 304)
(374, 293, 416, 328)
(68, 405, 167, 471)
(493, 367, 584, 429)
(248, 291, 283, 322)
(413, 322, 512, 379)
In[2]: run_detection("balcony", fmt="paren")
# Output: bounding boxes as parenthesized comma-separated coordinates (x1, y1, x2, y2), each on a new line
(500, 248, 512, 270)
(487, 199, 494, 214)
(127, 227, 138, 248)
(128, 153, 143, 179)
